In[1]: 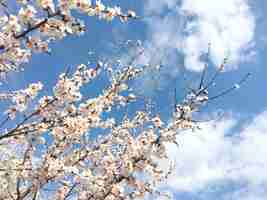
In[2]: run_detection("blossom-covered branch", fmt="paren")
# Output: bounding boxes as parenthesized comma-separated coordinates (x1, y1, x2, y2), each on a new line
(0, 1, 251, 200)
(0, 54, 238, 200)
(0, 0, 138, 74)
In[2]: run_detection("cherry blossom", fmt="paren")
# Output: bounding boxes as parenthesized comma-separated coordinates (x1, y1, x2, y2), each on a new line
(0, 0, 139, 74)
(0, 1, 250, 200)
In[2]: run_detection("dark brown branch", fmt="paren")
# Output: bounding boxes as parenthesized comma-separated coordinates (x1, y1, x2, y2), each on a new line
(0, 98, 57, 140)
(63, 183, 79, 200)
(14, 9, 140, 40)
(14, 10, 61, 39)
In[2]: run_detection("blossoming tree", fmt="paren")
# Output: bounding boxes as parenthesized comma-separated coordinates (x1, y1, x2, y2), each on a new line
(0, 1, 249, 200)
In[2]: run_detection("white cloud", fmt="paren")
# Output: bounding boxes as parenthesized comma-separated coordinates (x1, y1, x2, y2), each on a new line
(161, 110, 267, 199)
(144, 0, 256, 71)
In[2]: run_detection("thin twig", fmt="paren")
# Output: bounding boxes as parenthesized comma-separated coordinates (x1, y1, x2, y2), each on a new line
(198, 43, 211, 90)
(209, 73, 251, 101)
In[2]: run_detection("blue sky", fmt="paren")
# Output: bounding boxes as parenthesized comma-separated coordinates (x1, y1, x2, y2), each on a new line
(4, 0, 267, 199)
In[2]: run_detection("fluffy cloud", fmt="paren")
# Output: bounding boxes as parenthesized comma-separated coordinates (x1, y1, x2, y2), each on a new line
(161, 110, 267, 199)
(144, 0, 256, 71)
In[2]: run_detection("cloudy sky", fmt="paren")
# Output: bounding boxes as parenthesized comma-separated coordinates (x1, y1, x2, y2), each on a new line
(7, 0, 267, 199)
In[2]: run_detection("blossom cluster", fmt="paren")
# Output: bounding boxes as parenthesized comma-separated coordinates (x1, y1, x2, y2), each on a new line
(0, 1, 228, 200)
(0, 0, 137, 74)
(3, 81, 43, 119)
(0, 57, 212, 200)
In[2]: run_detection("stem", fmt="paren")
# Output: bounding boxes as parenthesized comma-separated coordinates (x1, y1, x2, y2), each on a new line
(14, 10, 61, 39)
(209, 73, 251, 101)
